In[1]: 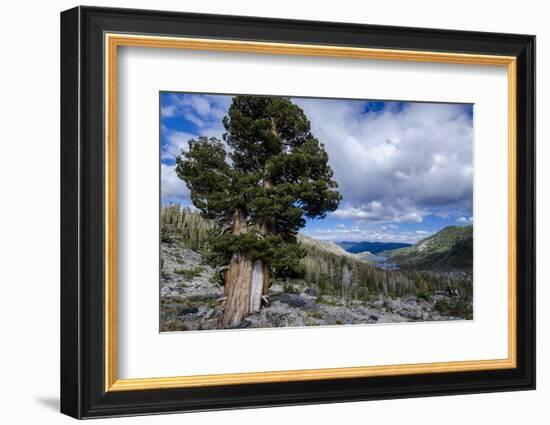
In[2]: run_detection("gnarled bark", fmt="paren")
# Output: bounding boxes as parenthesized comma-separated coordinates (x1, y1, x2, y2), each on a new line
(221, 252, 254, 327)
(222, 257, 267, 326)
(250, 259, 272, 311)
(220, 209, 251, 327)
(249, 260, 264, 313)
(220, 197, 274, 326)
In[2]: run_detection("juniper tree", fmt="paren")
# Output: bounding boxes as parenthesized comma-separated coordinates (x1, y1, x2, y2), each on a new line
(176, 96, 341, 327)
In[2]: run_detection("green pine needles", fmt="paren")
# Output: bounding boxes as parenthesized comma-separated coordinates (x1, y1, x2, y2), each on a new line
(176, 96, 342, 282)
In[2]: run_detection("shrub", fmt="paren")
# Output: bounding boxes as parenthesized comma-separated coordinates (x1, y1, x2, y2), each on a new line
(174, 266, 204, 280)
(282, 281, 300, 294)
(434, 296, 472, 320)
(417, 289, 433, 301)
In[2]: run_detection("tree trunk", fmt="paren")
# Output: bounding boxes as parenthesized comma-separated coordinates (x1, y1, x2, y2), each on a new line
(220, 168, 274, 325)
(259, 175, 273, 297)
(221, 253, 254, 327)
(220, 209, 254, 328)
(250, 257, 271, 311)
(250, 260, 264, 312)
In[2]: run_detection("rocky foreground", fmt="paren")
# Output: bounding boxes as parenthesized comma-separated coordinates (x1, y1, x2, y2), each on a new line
(160, 240, 467, 332)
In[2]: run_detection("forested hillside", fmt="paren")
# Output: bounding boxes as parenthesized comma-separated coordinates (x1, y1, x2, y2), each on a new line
(380, 226, 473, 271)
(160, 205, 473, 330)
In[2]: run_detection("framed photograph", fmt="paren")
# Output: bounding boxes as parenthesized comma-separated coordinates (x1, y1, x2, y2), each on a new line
(60, 6, 535, 419)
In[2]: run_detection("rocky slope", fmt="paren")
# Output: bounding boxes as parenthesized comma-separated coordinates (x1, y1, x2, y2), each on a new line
(160, 237, 470, 332)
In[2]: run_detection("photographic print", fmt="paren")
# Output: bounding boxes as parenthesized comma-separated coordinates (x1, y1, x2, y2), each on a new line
(160, 93, 474, 332)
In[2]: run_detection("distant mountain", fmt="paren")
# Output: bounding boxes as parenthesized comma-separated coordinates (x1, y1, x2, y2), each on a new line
(337, 241, 412, 255)
(380, 225, 473, 271)
(297, 234, 358, 259)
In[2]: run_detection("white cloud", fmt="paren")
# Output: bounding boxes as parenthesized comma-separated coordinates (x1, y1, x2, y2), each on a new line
(161, 93, 232, 131)
(160, 94, 473, 228)
(161, 95, 235, 205)
(161, 163, 189, 203)
(332, 199, 425, 224)
(294, 99, 473, 222)
(303, 224, 432, 244)
(161, 127, 195, 162)
(160, 105, 176, 118)
(160, 94, 234, 166)
(456, 216, 474, 224)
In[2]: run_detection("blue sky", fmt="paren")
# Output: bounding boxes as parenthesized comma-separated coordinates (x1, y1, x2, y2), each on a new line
(160, 92, 473, 244)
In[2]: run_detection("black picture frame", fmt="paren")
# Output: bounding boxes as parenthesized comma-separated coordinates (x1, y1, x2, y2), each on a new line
(61, 5, 535, 419)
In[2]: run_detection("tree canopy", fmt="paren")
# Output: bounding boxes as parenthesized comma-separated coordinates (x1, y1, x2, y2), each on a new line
(176, 96, 341, 279)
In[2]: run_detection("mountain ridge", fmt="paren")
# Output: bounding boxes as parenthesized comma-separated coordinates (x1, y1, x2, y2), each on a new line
(380, 225, 473, 271)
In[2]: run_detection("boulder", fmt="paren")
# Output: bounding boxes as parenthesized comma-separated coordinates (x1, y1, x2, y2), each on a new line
(178, 306, 199, 316)
(272, 293, 310, 309)
(304, 287, 318, 297)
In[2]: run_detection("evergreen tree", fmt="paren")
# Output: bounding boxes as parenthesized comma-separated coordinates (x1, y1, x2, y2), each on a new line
(176, 96, 341, 326)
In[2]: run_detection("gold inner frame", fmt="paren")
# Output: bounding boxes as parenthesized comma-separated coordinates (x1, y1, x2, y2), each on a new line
(104, 33, 517, 392)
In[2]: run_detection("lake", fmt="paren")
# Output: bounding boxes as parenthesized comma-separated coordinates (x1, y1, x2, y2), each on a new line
(367, 255, 400, 271)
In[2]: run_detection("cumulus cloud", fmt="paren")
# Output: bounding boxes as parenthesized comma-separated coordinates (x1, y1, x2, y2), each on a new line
(161, 127, 194, 162)
(160, 94, 237, 204)
(161, 163, 189, 204)
(303, 224, 430, 243)
(161, 93, 231, 129)
(160, 93, 474, 235)
(160, 93, 233, 165)
(293, 98, 473, 223)
(332, 200, 424, 223)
